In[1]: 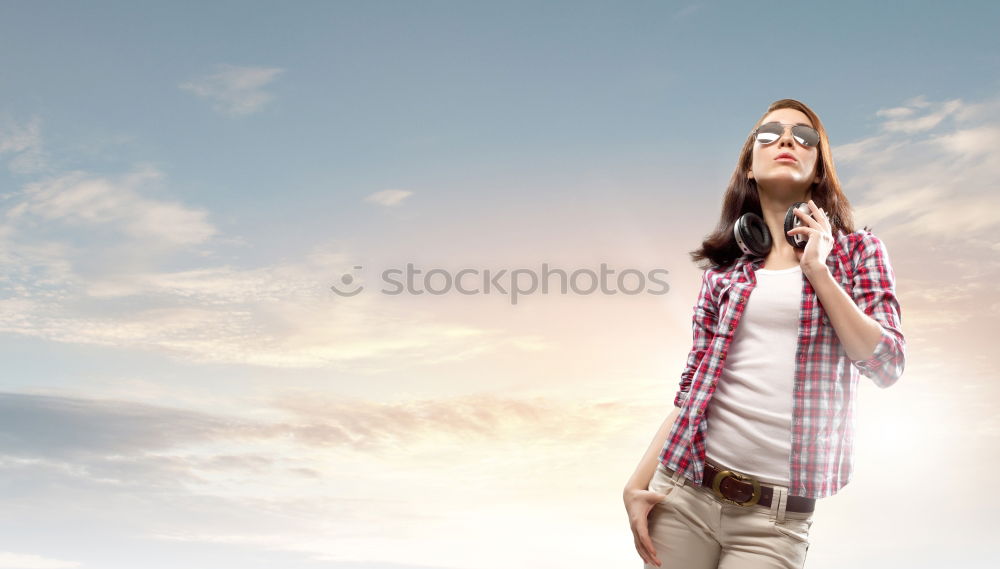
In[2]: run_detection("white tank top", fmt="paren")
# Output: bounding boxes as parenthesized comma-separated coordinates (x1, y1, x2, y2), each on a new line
(705, 264, 801, 486)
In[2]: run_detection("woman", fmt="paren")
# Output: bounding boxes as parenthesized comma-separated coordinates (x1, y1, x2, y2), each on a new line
(622, 99, 905, 569)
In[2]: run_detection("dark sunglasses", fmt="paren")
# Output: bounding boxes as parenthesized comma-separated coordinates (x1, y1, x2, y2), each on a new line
(752, 122, 820, 148)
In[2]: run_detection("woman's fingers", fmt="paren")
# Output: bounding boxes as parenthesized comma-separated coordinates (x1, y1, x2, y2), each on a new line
(808, 199, 824, 218)
(793, 207, 820, 228)
(626, 489, 665, 566)
(633, 534, 652, 565)
(631, 510, 653, 565)
(640, 493, 664, 566)
(786, 226, 816, 238)
(635, 519, 662, 567)
(803, 200, 830, 229)
(641, 525, 662, 567)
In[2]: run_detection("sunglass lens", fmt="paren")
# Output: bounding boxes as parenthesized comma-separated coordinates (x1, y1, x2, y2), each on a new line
(792, 126, 820, 147)
(755, 122, 782, 144)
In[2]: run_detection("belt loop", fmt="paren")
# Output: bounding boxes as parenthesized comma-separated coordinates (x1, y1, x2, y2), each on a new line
(768, 484, 779, 522)
(775, 486, 788, 523)
(670, 467, 686, 487)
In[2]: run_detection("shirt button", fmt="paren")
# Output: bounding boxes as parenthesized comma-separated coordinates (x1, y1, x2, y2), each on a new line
(696, 408, 704, 415)
(737, 296, 745, 304)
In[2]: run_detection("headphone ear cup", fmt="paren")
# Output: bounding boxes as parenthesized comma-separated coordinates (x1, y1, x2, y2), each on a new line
(734, 212, 771, 257)
(783, 202, 809, 249)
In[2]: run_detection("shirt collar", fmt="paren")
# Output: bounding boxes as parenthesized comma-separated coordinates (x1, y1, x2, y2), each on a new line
(732, 254, 765, 280)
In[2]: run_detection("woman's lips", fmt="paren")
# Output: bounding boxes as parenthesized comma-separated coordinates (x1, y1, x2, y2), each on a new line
(775, 156, 797, 162)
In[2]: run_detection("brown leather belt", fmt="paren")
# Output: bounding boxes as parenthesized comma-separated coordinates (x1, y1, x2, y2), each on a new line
(701, 461, 815, 513)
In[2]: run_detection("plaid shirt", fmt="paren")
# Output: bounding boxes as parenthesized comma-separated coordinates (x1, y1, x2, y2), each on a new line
(659, 229, 906, 499)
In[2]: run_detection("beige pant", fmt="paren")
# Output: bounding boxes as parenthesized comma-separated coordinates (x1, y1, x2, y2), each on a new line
(645, 463, 813, 569)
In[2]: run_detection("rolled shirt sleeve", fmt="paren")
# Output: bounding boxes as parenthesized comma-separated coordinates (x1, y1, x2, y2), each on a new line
(848, 231, 906, 388)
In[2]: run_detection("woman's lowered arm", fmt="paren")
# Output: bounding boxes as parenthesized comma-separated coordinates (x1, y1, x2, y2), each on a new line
(624, 405, 681, 492)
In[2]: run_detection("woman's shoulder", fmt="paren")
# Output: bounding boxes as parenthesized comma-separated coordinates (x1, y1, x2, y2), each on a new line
(837, 228, 895, 268)
(700, 257, 750, 292)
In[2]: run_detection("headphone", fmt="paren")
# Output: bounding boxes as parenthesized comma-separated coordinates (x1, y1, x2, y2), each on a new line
(733, 202, 811, 257)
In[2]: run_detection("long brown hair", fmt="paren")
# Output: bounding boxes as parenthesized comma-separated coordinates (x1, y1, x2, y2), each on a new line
(689, 98, 865, 270)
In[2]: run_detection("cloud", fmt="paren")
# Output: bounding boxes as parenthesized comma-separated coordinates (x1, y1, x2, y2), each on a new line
(0, 115, 46, 174)
(0, 388, 639, 544)
(0, 552, 80, 569)
(0, 260, 538, 371)
(933, 124, 1000, 159)
(0, 390, 634, 462)
(874, 95, 963, 133)
(4, 167, 217, 248)
(0, 165, 524, 375)
(0, 391, 286, 496)
(0, 392, 242, 459)
(902, 278, 986, 304)
(179, 64, 284, 116)
(364, 189, 413, 207)
(0, 200, 540, 370)
(833, 94, 1000, 244)
(270, 392, 635, 453)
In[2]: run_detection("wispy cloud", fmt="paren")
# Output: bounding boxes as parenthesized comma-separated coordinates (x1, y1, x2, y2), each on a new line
(364, 189, 413, 207)
(5, 167, 217, 248)
(0, 388, 640, 539)
(271, 392, 635, 453)
(834, 94, 1000, 245)
(0, 164, 535, 371)
(179, 64, 284, 116)
(0, 552, 80, 569)
(0, 256, 538, 371)
(873, 95, 963, 133)
(0, 392, 243, 459)
(0, 390, 642, 567)
(0, 115, 46, 174)
(0, 391, 634, 460)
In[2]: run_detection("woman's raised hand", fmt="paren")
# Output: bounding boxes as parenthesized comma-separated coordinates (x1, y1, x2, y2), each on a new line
(787, 198, 834, 276)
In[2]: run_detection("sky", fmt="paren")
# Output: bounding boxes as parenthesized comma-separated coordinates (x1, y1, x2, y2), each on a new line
(0, 1, 998, 568)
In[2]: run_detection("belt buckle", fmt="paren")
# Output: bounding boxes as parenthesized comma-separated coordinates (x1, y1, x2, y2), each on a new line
(711, 468, 762, 507)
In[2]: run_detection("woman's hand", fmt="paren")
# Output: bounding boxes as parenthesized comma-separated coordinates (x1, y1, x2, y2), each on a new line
(624, 485, 668, 567)
(786, 198, 834, 278)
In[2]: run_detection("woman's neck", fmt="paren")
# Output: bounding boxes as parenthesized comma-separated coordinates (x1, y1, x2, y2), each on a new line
(757, 187, 812, 265)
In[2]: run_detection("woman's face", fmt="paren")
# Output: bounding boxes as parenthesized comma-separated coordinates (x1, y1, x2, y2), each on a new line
(748, 108, 820, 196)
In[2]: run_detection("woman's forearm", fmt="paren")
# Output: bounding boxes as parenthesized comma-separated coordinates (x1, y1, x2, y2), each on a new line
(804, 264, 883, 361)
(624, 405, 681, 491)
